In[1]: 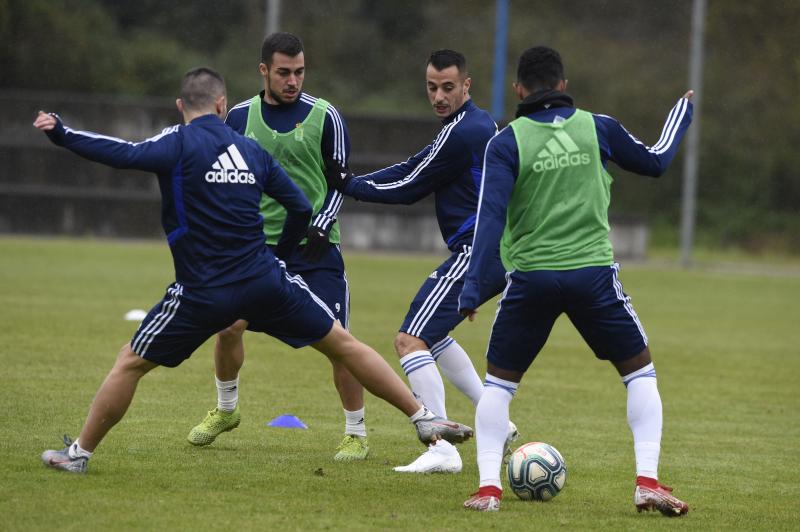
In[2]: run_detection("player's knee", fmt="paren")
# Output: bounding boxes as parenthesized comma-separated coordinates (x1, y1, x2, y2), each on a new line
(118, 343, 136, 360)
(611, 347, 652, 377)
(393, 334, 406, 357)
(334, 327, 359, 354)
(115, 343, 154, 376)
(316, 321, 357, 362)
(394, 332, 426, 357)
(218, 319, 247, 341)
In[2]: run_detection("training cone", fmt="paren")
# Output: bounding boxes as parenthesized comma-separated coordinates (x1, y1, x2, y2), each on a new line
(124, 309, 147, 321)
(267, 414, 308, 429)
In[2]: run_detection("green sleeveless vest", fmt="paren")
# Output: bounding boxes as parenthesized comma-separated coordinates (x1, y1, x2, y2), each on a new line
(502, 109, 614, 271)
(244, 95, 340, 245)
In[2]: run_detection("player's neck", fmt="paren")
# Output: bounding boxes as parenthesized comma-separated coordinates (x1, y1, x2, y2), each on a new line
(183, 110, 218, 124)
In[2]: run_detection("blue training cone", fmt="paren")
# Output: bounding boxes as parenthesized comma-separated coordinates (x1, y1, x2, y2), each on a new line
(267, 414, 308, 429)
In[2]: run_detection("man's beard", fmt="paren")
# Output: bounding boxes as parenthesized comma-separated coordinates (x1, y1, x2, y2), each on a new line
(267, 81, 299, 105)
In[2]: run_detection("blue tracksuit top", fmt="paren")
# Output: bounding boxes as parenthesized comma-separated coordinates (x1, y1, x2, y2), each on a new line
(459, 97, 694, 311)
(44, 113, 313, 287)
(343, 99, 498, 251)
(226, 91, 350, 232)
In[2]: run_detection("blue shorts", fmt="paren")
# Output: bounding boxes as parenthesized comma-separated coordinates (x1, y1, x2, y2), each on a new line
(273, 243, 349, 327)
(487, 263, 648, 372)
(400, 244, 507, 347)
(130, 262, 335, 367)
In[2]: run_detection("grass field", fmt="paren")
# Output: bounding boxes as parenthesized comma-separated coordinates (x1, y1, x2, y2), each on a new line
(1, 236, 799, 530)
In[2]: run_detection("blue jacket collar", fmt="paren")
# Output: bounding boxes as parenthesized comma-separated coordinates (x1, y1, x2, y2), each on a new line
(442, 99, 475, 124)
(188, 114, 225, 126)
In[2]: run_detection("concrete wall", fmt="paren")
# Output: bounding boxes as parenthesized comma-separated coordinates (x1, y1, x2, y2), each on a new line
(0, 89, 647, 257)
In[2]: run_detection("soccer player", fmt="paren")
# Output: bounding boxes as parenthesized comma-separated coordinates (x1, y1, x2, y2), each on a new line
(325, 50, 516, 473)
(186, 33, 369, 461)
(37, 67, 473, 474)
(459, 46, 692, 515)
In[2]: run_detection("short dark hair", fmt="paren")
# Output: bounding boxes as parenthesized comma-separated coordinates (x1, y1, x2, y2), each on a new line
(261, 32, 304, 65)
(180, 67, 226, 111)
(517, 46, 565, 92)
(427, 49, 467, 75)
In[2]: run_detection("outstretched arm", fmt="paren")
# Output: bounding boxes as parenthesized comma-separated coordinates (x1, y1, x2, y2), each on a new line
(33, 111, 180, 174)
(595, 91, 694, 177)
(341, 126, 472, 205)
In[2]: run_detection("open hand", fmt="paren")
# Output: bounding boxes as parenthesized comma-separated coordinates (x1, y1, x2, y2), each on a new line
(33, 111, 57, 131)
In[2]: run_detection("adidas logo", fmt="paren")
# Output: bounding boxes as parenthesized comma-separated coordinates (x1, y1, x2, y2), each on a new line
(532, 129, 591, 172)
(205, 144, 256, 184)
(428, 271, 438, 279)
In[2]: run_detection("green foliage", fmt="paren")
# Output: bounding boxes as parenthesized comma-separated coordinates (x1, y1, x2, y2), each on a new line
(694, 1, 800, 251)
(1, 237, 800, 529)
(3, 0, 120, 92)
(0, 0, 797, 249)
(1, 0, 207, 94)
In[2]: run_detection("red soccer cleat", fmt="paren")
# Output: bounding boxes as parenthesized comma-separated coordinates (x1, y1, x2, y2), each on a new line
(463, 485, 502, 512)
(634, 476, 689, 517)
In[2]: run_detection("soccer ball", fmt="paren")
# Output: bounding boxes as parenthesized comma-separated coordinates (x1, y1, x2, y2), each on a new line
(506, 442, 567, 501)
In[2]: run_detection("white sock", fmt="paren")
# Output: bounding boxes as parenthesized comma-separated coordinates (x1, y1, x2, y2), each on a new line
(399, 350, 446, 418)
(623, 363, 662, 479)
(68, 439, 93, 459)
(409, 405, 435, 423)
(432, 337, 483, 406)
(216, 375, 239, 412)
(344, 407, 367, 437)
(477, 375, 518, 489)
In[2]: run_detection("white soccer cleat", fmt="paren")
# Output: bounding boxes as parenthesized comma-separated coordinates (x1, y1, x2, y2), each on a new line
(463, 486, 503, 511)
(393, 440, 462, 473)
(634, 477, 689, 516)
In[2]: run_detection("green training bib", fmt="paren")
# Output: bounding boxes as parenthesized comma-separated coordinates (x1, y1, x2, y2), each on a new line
(502, 109, 614, 271)
(245, 95, 340, 245)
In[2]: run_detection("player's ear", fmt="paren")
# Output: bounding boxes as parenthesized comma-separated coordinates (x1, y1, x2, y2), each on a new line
(463, 77, 471, 95)
(512, 82, 524, 101)
(215, 95, 227, 118)
(175, 98, 184, 114)
(258, 62, 269, 76)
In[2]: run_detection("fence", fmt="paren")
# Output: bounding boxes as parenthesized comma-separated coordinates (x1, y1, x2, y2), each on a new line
(0, 89, 647, 257)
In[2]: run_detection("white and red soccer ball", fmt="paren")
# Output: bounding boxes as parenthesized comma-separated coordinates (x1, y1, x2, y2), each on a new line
(506, 441, 567, 501)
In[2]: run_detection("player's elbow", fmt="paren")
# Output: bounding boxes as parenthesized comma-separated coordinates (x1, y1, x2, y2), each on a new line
(363, 193, 417, 206)
(393, 188, 429, 205)
(647, 154, 678, 178)
(646, 168, 665, 178)
(639, 161, 667, 178)
(397, 196, 419, 206)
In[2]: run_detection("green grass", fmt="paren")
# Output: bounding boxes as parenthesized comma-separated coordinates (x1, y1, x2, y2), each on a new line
(1, 236, 799, 530)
